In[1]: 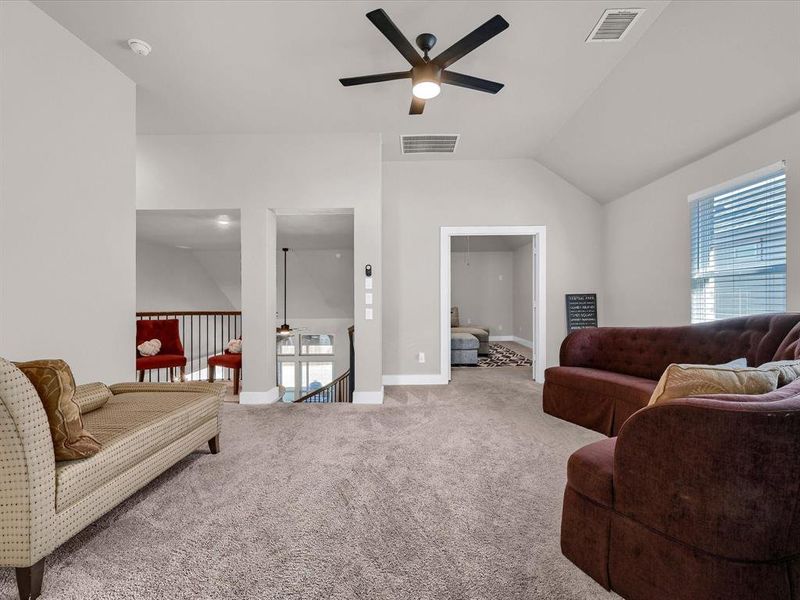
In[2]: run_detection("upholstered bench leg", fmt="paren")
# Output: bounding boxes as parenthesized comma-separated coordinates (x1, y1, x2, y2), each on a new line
(16, 558, 45, 600)
(208, 434, 220, 454)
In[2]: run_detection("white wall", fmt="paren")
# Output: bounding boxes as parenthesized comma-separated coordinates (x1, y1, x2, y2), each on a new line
(382, 159, 605, 377)
(451, 251, 514, 335)
(137, 241, 238, 311)
(137, 135, 382, 400)
(513, 242, 534, 344)
(604, 110, 800, 326)
(277, 249, 354, 320)
(193, 249, 242, 309)
(0, 1, 135, 383)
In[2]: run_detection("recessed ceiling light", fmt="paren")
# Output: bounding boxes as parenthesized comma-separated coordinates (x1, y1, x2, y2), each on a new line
(127, 39, 152, 56)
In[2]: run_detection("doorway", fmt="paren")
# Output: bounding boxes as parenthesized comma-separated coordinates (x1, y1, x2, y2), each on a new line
(440, 226, 546, 382)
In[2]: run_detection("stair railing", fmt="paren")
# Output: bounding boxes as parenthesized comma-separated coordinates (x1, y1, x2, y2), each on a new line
(293, 326, 354, 403)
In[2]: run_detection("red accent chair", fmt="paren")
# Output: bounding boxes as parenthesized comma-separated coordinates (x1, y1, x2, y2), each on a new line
(136, 319, 187, 382)
(208, 351, 241, 396)
(544, 313, 800, 435)
(561, 381, 800, 600)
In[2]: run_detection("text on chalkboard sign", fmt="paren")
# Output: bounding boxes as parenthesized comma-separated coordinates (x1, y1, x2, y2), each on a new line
(565, 294, 598, 333)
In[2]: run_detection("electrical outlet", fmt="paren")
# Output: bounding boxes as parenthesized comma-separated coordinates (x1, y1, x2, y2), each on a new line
(498, 274, 503, 281)
(418, 352, 426, 363)
(467, 317, 472, 324)
(498, 325, 503, 331)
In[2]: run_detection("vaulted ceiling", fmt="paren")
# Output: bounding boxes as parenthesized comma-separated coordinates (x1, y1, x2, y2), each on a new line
(36, 1, 800, 202)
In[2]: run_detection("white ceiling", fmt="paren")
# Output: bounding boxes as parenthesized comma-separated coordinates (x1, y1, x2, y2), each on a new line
(35, 1, 800, 203)
(451, 235, 531, 252)
(137, 209, 241, 250)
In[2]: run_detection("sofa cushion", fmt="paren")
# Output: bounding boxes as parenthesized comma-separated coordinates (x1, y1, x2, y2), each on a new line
(450, 327, 489, 342)
(567, 438, 616, 507)
(73, 382, 113, 415)
(14, 359, 101, 461)
(758, 360, 800, 387)
(54, 389, 219, 510)
(649, 363, 778, 406)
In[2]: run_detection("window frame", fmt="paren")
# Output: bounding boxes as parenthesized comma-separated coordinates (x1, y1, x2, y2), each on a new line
(688, 161, 787, 323)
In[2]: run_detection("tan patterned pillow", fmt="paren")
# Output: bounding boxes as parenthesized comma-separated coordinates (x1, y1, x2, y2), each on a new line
(758, 360, 800, 387)
(14, 359, 101, 460)
(649, 363, 779, 406)
(73, 382, 112, 414)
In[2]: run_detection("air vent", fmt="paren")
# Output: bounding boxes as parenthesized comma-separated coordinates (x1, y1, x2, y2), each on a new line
(400, 134, 460, 155)
(586, 8, 645, 43)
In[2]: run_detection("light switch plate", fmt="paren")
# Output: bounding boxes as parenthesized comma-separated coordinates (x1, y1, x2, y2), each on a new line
(365, 292, 373, 305)
(365, 277, 373, 290)
(365, 308, 373, 320)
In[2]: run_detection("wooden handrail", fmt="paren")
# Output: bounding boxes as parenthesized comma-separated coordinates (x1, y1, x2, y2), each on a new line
(137, 311, 241, 317)
(294, 369, 351, 403)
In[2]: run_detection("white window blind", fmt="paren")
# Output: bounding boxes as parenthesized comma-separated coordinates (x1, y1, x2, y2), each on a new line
(690, 163, 787, 323)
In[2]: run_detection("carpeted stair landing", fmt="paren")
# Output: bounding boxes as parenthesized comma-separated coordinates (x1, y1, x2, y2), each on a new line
(0, 366, 615, 599)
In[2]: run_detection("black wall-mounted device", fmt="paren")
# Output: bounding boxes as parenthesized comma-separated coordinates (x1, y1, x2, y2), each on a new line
(365, 264, 372, 277)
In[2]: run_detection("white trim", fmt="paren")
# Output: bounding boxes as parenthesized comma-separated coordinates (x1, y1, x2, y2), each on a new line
(513, 336, 534, 349)
(489, 335, 515, 342)
(440, 226, 547, 383)
(383, 374, 448, 386)
(688, 160, 786, 203)
(239, 387, 280, 405)
(352, 388, 384, 404)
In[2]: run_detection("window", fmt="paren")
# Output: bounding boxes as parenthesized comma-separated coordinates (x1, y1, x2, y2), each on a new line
(300, 361, 334, 394)
(300, 334, 334, 355)
(276, 333, 336, 402)
(690, 163, 786, 323)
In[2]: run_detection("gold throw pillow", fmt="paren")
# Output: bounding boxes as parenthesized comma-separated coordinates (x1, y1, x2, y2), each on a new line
(649, 363, 779, 406)
(15, 359, 101, 460)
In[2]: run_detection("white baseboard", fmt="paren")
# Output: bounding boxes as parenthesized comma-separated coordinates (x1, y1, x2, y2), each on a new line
(513, 336, 534, 349)
(382, 374, 448, 386)
(352, 388, 384, 404)
(239, 386, 280, 405)
(489, 335, 515, 342)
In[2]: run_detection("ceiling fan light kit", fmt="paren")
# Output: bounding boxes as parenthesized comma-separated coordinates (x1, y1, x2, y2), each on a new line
(340, 8, 509, 114)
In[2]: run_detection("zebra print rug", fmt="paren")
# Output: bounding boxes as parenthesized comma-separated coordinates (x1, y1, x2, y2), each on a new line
(454, 343, 532, 368)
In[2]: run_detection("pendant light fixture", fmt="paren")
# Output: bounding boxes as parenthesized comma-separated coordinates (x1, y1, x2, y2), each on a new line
(276, 248, 294, 336)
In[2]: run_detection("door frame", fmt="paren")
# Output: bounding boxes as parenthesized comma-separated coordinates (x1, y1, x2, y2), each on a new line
(440, 225, 546, 382)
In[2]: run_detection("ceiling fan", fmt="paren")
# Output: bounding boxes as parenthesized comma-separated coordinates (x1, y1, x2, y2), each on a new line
(340, 8, 509, 115)
(276, 248, 307, 337)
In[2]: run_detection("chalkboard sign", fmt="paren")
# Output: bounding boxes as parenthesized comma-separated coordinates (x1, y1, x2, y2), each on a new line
(566, 293, 598, 333)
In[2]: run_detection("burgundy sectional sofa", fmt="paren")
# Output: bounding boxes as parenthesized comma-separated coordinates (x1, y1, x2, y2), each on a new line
(560, 379, 800, 600)
(543, 313, 800, 436)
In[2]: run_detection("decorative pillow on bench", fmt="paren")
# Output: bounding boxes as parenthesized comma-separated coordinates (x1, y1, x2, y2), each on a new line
(649, 363, 779, 406)
(73, 382, 113, 415)
(14, 359, 101, 460)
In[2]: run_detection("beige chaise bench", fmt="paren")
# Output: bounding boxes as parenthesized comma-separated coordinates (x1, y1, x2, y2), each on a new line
(0, 357, 225, 600)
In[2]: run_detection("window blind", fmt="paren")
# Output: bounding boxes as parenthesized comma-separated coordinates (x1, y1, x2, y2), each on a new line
(690, 164, 787, 323)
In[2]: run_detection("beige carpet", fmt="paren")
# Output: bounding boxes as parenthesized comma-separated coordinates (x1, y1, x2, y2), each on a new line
(0, 366, 614, 599)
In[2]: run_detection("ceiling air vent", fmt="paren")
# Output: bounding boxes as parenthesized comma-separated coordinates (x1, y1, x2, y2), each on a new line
(586, 8, 645, 43)
(400, 134, 460, 155)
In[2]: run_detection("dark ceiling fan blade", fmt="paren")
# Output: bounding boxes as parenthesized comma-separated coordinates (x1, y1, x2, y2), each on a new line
(339, 71, 411, 86)
(441, 70, 504, 94)
(409, 96, 425, 115)
(432, 15, 509, 69)
(366, 9, 425, 67)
